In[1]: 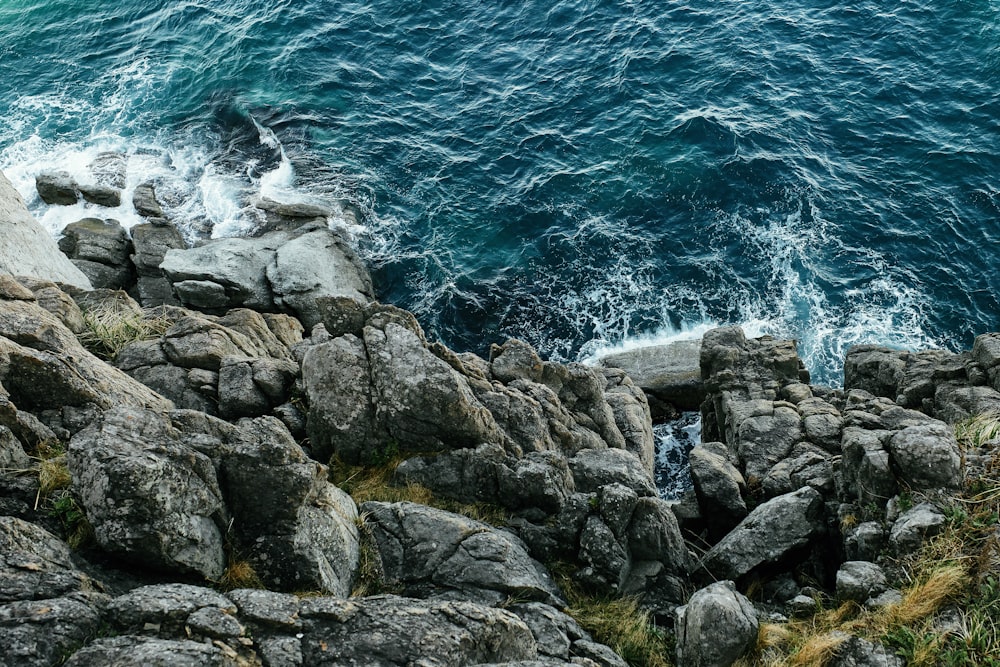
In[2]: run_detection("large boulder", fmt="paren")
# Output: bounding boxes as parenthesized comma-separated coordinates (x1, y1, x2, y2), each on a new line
(699, 486, 825, 581)
(130, 222, 186, 306)
(0, 518, 95, 604)
(1, 592, 110, 667)
(675, 581, 759, 667)
(58, 218, 134, 290)
(0, 170, 92, 289)
(596, 339, 705, 412)
(887, 422, 962, 490)
(362, 501, 563, 607)
(688, 443, 748, 541)
(68, 407, 229, 579)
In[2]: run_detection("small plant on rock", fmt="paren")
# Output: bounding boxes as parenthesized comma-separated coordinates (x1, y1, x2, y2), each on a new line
(77, 297, 169, 361)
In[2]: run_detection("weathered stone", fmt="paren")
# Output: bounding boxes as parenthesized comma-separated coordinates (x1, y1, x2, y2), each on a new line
(186, 606, 243, 639)
(843, 522, 886, 562)
(497, 450, 575, 514)
(627, 496, 690, 575)
(828, 634, 904, 667)
(675, 581, 759, 667)
(571, 640, 629, 667)
(569, 448, 656, 497)
(133, 182, 164, 218)
(844, 346, 907, 399)
(508, 602, 587, 660)
(68, 407, 227, 579)
(699, 486, 824, 581)
(106, 583, 235, 636)
(491, 339, 545, 384)
(0, 426, 28, 471)
(934, 384, 1000, 424)
(836, 561, 888, 603)
(130, 222, 185, 306)
(161, 316, 261, 371)
(577, 515, 630, 594)
(736, 405, 803, 482)
(689, 444, 747, 540)
(35, 171, 79, 205)
(64, 636, 236, 667)
(79, 184, 121, 207)
(220, 417, 359, 595)
(889, 503, 946, 552)
(887, 422, 962, 490)
(0, 517, 92, 603)
(0, 171, 92, 288)
(59, 218, 131, 267)
(0, 592, 109, 667)
(840, 427, 898, 505)
(597, 339, 705, 411)
(217, 356, 270, 419)
(31, 285, 86, 333)
(297, 595, 539, 666)
(227, 588, 301, 631)
(601, 368, 656, 470)
(363, 501, 563, 606)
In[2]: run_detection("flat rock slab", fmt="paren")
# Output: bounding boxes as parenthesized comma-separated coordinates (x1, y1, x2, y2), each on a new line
(596, 340, 704, 410)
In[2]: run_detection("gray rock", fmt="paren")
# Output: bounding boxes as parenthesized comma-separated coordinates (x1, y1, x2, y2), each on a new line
(68, 407, 227, 579)
(72, 258, 132, 290)
(0, 170, 92, 288)
(675, 580, 759, 667)
(498, 450, 575, 514)
(130, 222, 185, 306)
(0, 426, 29, 471)
(843, 346, 907, 399)
(600, 368, 656, 470)
(160, 233, 287, 311)
(569, 448, 656, 497)
(220, 417, 359, 595)
(0, 297, 172, 412)
(700, 486, 824, 581)
(627, 496, 691, 575)
(828, 634, 904, 667)
(571, 640, 629, 667)
(934, 384, 1000, 424)
(267, 227, 374, 330)
(297, 595, 539, 667)
(596, 339, 705, 411)
(887, 422, 962, 490)
(836, 561, 888, 603)
(840, 427, 898, 505)
(58, 218, 132, 266)
(577, 515, 630, 594)
(133, 182, 164, 218)
(257, 636, 303, 667)
(889, 502, 946, 552)
(64, 636, 237, 667)
(217, 356, 270, 418)
(0, 592, 110, 667)
(508, 602, 587, 660)
(788, 594, 817, 617)
(0, 517, 92, 603)
(29, 284, 87, 333)
(185, 606, 243, 639)
(79, 184, 121, 207)
(227, 588, 301, 631)
(843, 522, 886, 562)
(161, 315, 261, 371)
(106, 583, 235, 636)
(689, 444, 747, 540)
(735, 404, 803, 482)
(491, 339, 545, 384)
(363, 501, 563, 606)
(35, 171, 79, 205)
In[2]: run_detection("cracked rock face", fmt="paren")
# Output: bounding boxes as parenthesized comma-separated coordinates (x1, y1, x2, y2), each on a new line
(362, 501, 564, 607)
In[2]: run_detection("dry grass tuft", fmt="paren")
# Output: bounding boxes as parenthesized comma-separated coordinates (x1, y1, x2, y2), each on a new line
(77, 298, 170, 361)
(954, 412, 1000, 450)
(220, 559, 263, 591)
(788, 632, 848, 667)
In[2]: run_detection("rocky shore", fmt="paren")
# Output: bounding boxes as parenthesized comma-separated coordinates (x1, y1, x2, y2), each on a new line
(1, 164, 998, 666)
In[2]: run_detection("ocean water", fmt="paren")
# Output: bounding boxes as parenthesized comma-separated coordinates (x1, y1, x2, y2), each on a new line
(3, 0, 1000, 386)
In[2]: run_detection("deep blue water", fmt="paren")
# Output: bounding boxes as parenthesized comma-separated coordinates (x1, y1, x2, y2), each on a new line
(3, 0, 1000, 385)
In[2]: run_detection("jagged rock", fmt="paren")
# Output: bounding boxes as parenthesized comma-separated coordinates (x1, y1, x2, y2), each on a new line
(508, 602, 588, 661)
(840, 427, 898, 505)
(843, 346, 907, 399)
(843, 522, 886, 562)
(228, 588, 301, 631)
(161, 315, 263, 371)
(219, 417, 359, 595)
(569, 448, 656, 497)
(0, 426, 29, 471)
(64, 636, 237, 667)
(699, 486, 824, 581)
(0, 170, 92, 288)
(0, 592, 110, 667)
(106, 584, 235, 636)
(688, 443, 747, 540)
(498, 450, 576, 514)
(161, 234, 287, 311)
(395, 444, 505, 506)
(68, 407, 228, 579)
(675, 580, 759, 667)
(828, 634, 904, 667)
(887, 422, 962, 490)
(798, 397, 843, 451)
(627, 496, 691, 576)
(266, 227, 374, 329)
(297, 595, 539, 666)
(491, 339, 545, 384)
(935, 384, 1000, 424)
(570, 641, 629, 667)
(600, 368, 656, 470)
(29, 283, 86, 333)
(130, 222, 185, 306)
(836, 561, 888, 603)
(79, 184, 121, 207)
(0, 517, 93, 603)
(185, 607, 243, 639)
(133, 182, 164, 218)
(577, 515, 630, 594)
(734, 403, 803, 482)
(889, 502, 946, 552)
(596, 339, 705, 412)
(58, 218, 131, 267)
(35, 171, 79, 205)
(762, 444, 834, 498)
(0, 295, 172, 412)
(362, 501, 563, 606)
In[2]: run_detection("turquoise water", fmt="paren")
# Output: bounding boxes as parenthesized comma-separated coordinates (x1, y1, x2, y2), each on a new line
(3, 0, 1000, 385)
